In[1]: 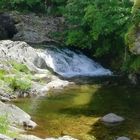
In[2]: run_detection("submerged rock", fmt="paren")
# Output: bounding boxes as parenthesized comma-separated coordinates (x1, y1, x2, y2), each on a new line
(116, 137, 130, 140)
(101, 113, 125, 125)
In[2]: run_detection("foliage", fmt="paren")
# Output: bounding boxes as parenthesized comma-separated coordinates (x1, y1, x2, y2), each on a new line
(0, 0, 67, 14)
(122, 55, 140, 73)
(63, 0, 132, 58)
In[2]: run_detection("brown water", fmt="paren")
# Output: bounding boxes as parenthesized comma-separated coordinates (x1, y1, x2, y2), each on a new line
(14, 84, 140, 140)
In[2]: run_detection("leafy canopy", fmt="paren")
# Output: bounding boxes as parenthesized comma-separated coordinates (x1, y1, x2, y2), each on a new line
(63, 0, 132, 57)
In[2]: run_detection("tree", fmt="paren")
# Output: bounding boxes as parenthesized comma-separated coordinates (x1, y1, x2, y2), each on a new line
(63, 0, 132, 57)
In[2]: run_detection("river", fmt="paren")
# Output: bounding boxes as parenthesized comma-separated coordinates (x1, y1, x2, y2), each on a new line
(14, 84, 140, 140)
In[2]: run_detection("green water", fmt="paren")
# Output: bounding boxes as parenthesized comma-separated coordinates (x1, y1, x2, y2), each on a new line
(14, 84, 140, 140)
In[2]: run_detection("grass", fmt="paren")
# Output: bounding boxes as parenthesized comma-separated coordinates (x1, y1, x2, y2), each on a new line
(4, 76, 31, 92)
(0, 115, 18, 138)
(0, 115, 9, 134)
(0, 61, 32, 93)
(11, 61, 30, 74)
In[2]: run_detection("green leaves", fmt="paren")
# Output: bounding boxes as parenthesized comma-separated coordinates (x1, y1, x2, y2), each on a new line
(63, 0, 132, 57)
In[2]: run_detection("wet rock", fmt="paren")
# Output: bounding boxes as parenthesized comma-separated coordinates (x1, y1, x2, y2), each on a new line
(34, 56, 47, 69)
(116, 137, 130, 140)
(101, 113, 125, 125)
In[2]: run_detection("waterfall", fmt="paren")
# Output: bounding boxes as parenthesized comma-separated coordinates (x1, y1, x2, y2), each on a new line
(37, 46, 112, 78)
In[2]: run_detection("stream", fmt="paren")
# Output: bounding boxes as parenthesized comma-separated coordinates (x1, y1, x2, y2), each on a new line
(14, 84, 140, 140)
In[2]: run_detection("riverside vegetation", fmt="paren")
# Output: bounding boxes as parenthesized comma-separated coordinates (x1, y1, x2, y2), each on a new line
(0, 0, 139, 73)
(0, 0, 140, 140)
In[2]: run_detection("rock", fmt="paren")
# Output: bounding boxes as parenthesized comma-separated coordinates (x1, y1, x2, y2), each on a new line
(116, 137, 130, 140)
(0, 13, 17, 39)
(12, 12, 64, 44)
(18, 135, 43, 140)
(101, 113, 125, 125)
(0, 134, 12, 140)
(18, 135, 78, 140)
(0, 40, 51, 74)
(34, 56, 48, 69)
(128, 73, 138, 85)
(46, 77, 70, 90)
(0, 96, 11, 102)
(45, 136, 78, 140)
(9, 126, 25, 133)
(0, 40, 70, 96)
(0, 101, 37, 128)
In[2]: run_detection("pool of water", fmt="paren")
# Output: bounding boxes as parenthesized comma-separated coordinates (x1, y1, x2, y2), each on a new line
(14, 84, 140, 140)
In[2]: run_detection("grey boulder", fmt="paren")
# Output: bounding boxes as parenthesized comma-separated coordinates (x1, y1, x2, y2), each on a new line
(101, 113, 124, 125)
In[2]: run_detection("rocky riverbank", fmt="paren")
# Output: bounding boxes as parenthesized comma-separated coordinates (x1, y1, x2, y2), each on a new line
(0, 39, 75, 140)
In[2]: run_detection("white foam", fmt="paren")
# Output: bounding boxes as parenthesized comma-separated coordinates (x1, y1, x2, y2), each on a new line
(38, 47, 112, 78)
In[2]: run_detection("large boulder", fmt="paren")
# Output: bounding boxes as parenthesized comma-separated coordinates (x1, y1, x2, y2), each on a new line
(0, 13, 17, 39)
(0, 40, 48, 73)
(0, 101, 37, 128)
(12, 12, 64, 44)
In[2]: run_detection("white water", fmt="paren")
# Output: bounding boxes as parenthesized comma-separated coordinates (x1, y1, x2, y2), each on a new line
(38, 47, 112, 78)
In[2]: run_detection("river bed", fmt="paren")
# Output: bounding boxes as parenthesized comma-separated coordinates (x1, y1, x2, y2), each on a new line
(14, 84, 140, 140)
